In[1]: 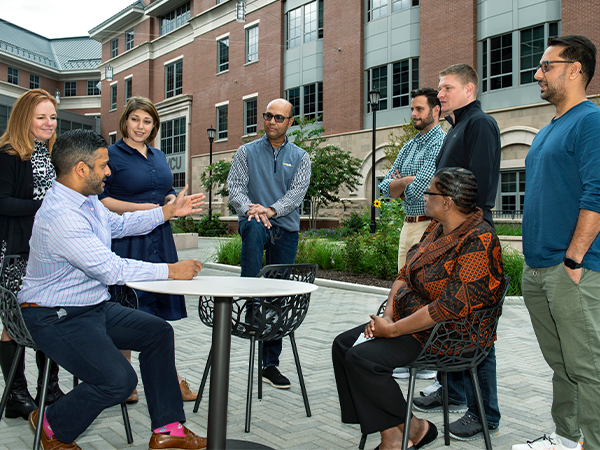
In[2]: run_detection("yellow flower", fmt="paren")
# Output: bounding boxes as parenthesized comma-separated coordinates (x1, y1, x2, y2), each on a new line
(373, 199, 382, 208)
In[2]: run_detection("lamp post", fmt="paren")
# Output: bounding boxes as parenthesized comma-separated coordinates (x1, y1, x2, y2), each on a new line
(369, 89, 380, 234)
(207, 126, 216, 219)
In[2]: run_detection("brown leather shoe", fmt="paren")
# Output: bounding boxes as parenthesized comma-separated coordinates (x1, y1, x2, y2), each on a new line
(180, 379, 198, 402)
(28, 409, 82, 450)
(148, 425, 207, 449)
(126, 388, 139, 404)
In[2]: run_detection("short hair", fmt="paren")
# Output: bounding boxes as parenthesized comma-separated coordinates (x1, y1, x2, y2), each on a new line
(52, 129, 108, 177)
(0, 89, 58, 161)
(548, 35, 597, 89)
(433, 167, 478, 215)
(439, 64, 479, 97)
(411, 87, 442, 117)
(119, 96, 160, 143)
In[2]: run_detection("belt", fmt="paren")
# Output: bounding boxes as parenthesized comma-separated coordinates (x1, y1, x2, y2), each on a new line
(404, 215, 430, 223)
(20, 303, 41, 308)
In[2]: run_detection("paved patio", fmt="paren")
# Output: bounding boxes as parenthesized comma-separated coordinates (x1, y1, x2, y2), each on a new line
(0, 239, 554, 450)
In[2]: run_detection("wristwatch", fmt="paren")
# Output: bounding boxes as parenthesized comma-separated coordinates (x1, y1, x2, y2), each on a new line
(564, 257, 583, 270)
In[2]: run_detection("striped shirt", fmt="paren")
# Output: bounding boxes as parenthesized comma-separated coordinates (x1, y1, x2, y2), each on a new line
(378, 124, 446, 216)
(18, 181, 169, 307)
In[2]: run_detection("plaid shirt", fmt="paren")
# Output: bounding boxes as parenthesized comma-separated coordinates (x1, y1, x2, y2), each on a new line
(379, 124, 446, 216)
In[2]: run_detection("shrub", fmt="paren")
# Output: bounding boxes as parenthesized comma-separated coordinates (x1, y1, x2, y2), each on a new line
(215, 235, 242, 266)
(171, 214, 229, 237)
(296, 239, 344, 270)
(495, 223, 522, 236)
(339, 212, 368, 237)
(170, 217, 198, 234)
(501, 245, 524, 296)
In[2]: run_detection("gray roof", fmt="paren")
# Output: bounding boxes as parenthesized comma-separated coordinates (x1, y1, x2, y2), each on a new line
(0, 19, 101, 71)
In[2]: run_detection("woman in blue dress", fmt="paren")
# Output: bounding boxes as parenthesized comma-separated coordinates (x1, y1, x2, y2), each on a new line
(100, 96, 197, 402)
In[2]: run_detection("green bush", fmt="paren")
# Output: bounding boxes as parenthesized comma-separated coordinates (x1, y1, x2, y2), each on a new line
(215, 235, 242, 266)
(339, 212, 368, 237)
(296, 239, 344, 270)
(501, 245, 524, 296)
(170, 217, 198, 234)
(495, 223, 522, 236)
(171, 214, 228, 237)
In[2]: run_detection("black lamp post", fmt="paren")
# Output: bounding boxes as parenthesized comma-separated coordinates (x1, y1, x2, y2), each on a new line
(369, 89, 380, 233)
(207, 125, 216, 219)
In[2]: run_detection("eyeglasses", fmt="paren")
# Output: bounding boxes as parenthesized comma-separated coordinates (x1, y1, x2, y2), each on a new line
(263, 113, 293, 123)
(536, 60, 579, 73)
(423, 191, 448, 198)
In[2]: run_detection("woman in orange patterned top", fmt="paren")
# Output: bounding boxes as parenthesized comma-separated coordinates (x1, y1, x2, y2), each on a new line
(332, 167, 505, 450)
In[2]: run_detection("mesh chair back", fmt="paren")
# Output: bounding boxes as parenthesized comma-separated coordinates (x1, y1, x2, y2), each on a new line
(108, 285, 139, 309)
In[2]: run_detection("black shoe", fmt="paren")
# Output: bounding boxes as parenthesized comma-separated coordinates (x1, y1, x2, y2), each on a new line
(35, 350, 65, 406)
(262, 366, 291, 389)
(0, 340, 37, 420)
(412, 388, 467, 413)
(448, 414, 499, 441)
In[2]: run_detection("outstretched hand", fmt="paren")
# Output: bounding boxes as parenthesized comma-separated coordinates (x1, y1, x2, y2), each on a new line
(163, 185, 205, 220)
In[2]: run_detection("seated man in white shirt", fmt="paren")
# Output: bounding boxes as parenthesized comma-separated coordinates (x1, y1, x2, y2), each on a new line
(18, 129, 207, 450)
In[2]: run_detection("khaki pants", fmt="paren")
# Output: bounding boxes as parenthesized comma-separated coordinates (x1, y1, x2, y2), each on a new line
(398, 220, 431, 272)
(522, 262, 600, 447)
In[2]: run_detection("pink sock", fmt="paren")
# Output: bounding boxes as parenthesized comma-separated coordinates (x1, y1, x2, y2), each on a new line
(154, 422, 186, 437)
(42, 408, 54, 439)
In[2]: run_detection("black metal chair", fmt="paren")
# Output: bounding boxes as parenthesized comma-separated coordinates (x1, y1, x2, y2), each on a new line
(358, 277, 510, 450)
(0, 255, 135, 448)
(194, 263, 318, 432)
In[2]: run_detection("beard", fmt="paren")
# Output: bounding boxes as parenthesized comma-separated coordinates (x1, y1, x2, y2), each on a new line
(85, 171, 105, 195)
(540, 72, 567, 105)
(414, 110, 435, 131)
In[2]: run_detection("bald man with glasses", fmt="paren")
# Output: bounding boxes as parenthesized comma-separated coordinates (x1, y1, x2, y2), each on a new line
(227, 98, 311, 389)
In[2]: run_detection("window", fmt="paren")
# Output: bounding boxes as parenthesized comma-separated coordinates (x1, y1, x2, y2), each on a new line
(304, 2, 318, 43)
(217, 105, 228, 140)
(392, 0, 419, 13)
(160, 117, 186, 155)
(109, 133, 117, 145)
(286, 1, 323, 49)
(246, 25, 259, 63)
(367, 58, 419, 111)
(245, 98, 257, 135)
(64, 81, 77, 97)
(368, 65, 388, 111)
(125, 78, 133, 103)
(172, 172, 186, 189)
(482, 33, 513, 92)
(125, 29, 134, 51)
(165, 60, 183, 98)
(110, 84, 117, 110)
(111, 38, 118, 58)
(285, 82, 323, 121)
(217, 0, 227, 3)
(286, 7, 302, 49)
(368, 0, 388, 21)
(218, 38, 229, 72)
(0, 105, 11, 135)
(160, 2, 190, 35)
(8, 67, 18, 85)
(520, 22, 559, 85)
(30, 74, 40, 89)
(87, 80, 100, 96)
(56, 119, 92, 136)
(500, 170, 526, 214)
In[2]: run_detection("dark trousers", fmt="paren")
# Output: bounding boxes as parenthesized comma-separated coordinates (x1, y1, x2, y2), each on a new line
(239, 219, 299, 368)
(22, 302, 185, 443)
(332, 324, 422, 435)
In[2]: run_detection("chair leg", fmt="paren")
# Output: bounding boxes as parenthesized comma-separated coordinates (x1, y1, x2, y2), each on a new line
(289, 333, 311, 417)
(401, 368, 418, 450)
(441, 371, 450, 446)
(469, 367, 493, 450)
(0, 344, 25, 422)
(257, 343, 263, 401)
(120, 402, 134, 444)
(245, 336, 256, 433)
(358, 433, 367, 449)
(193, 348, 212, 413)
(33, 356, 51, 450)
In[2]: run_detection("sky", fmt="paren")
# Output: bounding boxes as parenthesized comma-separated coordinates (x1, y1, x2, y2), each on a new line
(1, 0, 133, 39)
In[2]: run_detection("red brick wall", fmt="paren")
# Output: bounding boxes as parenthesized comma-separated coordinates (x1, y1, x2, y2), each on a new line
(419, 0, 477, 89)
(322, 0, 364, 134)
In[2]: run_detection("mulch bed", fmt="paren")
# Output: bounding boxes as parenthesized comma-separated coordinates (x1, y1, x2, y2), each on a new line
(316, 269, 394, 289)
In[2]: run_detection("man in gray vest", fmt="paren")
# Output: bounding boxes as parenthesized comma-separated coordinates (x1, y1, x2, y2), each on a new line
(228, 98, 311, 389)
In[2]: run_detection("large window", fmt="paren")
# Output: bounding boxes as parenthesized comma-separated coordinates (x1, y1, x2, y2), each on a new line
(8, 67, 18, 85)
(367, 58, 419, 112)
(286, 1, 323, 49)
(56, 119, 93, 136)
(245, 98, 257, 135)
(285, 82, 323, 121)
(30, 74, 40, 89)
(165, 60, 183, 98)
(87, 80, 100, 96)
(482, 33, 513, 92)
(499, 170, 526, 215)
(368, 65, 388, 111)
(217, 105, 228, 140)
(110, 84, 117, 110)
(218, 37, 229, 72)
(64, 81, 77, 97)
(367, 0, 419, 21)
(160, 2, 190, 35)
(125, 77, 133, 103)
(111, 38, 118, 58)
(246, 25, 259, 63)
(161, 117, 187, 189)
(125, 28, 134, 51)
(0, 105, 11, 135)
(520, 22, 559, 85)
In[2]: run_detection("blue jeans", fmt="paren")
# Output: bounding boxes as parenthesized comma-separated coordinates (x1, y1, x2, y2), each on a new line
(22, 302, 184, 443)
(441, 345, 500, 428)
(239, 219, 299, 368)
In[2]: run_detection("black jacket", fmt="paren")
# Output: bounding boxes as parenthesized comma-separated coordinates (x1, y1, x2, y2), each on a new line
(436, 100, 501, 226)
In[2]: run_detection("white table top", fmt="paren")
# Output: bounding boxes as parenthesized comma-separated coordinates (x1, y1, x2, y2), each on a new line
(127, 275, 318, 297)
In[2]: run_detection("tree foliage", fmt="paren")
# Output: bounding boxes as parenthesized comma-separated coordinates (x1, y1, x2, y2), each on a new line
(382, 119, 419, 170)
(199, 159, 232, 207)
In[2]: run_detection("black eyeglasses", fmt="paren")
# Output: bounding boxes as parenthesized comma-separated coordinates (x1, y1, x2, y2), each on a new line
(263, 113, 293, 123)
(536, 60, 579, 73)
(423, 191, 448, 198)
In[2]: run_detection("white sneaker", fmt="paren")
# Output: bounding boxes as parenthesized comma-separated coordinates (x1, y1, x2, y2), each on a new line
(392, 367, 409, 379)
(416, 370, 437, 380)
(512, 433, 582, 450)
(420, 380, 441, 397)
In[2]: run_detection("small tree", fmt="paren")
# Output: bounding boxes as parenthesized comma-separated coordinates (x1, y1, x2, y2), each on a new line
(199, 159, 232, 210)
(382, 119, 419, 170)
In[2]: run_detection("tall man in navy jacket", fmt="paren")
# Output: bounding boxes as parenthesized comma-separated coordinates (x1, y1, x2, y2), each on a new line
(227, 98, 311, 389)
(413, 64, 502, 442)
